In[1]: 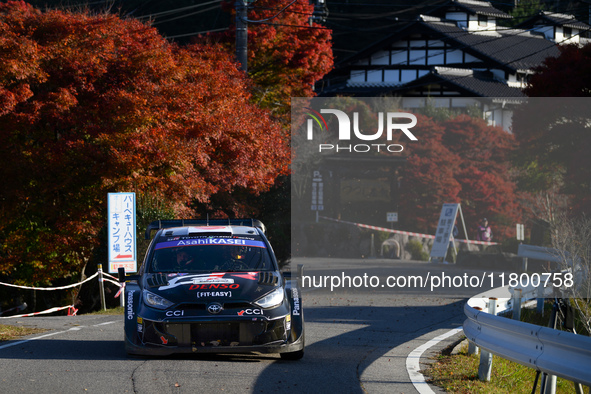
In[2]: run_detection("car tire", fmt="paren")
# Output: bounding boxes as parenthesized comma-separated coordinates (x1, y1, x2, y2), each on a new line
(280, 348, 304, 360)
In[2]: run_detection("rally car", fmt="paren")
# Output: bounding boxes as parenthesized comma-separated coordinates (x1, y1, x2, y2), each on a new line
(118, 219, 304, 359)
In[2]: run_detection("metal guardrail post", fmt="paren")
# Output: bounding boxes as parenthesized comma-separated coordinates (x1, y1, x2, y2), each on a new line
(512, 289, 522, 321)
(468, 306, 481, 355)
(541, 304, 559, 394)
(541, 374, 556, 394)
(537, 285, 545, 315)
(468, 340, 479, 355)
(478, 298, 496, 381)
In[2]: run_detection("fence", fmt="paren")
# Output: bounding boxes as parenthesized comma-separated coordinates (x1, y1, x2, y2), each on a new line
(0, 267, 121, 318)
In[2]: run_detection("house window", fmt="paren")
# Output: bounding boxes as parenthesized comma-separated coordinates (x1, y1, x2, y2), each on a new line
(564, 27, 572, 38)
(478, 15, 488, 27)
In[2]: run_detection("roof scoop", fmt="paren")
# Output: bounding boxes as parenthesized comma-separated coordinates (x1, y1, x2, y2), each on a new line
(187, 226, 233, 237)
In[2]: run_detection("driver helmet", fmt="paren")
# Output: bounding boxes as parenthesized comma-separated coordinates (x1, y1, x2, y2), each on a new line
(174, 248, 192, 266)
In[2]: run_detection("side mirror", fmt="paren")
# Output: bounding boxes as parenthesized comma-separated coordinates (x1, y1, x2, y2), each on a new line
(118, 267, 126, 283)
(118, 267, 141, 282)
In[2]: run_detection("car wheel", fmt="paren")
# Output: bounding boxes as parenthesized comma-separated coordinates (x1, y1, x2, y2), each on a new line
(280, 348, 304, 360)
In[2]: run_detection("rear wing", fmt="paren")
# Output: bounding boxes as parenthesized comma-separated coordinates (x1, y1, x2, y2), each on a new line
(145, 218, 266, 239)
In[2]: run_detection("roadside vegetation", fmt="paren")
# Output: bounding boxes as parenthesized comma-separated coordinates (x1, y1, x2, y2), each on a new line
(424, 263, 590, 393)
(0, 324, 46, 342)
(87, 306, 124, 316)
(425, 340, 587, 394)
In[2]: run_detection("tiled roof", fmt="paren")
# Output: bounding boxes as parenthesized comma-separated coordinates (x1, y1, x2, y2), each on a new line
(421, 18, 560, 71)
(446, 0, 512, 19)
(526, 11, 591, 30)
(320, 67, 525, 98)
(418, 67, 526, 97)
(338, 16, 560, 73)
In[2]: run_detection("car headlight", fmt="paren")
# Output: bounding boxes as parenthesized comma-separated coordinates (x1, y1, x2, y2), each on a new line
(143, 290, 174, 310)
(254, 287, 284, 309)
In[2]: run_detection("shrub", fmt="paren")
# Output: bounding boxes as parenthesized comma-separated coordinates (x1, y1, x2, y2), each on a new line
(406, 240, 430, 261)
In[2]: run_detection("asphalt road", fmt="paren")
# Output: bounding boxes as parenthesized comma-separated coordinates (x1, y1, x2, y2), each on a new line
(0, 258, 493, 393)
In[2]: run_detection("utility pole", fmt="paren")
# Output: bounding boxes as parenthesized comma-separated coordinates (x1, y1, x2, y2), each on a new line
(235, 0, 248, 72)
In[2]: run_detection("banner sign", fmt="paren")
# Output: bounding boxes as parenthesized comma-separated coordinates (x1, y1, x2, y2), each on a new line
(430, 203, 459, 261)
(107, 192, 137, 273)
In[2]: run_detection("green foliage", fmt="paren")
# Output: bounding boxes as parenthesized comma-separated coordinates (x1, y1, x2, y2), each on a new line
(500, 237, 523, 255)
(513, 98, 591, 214)
(414, 101, 482, 122)
(406, 240, 429, 261)
(506, 0, 545, 26)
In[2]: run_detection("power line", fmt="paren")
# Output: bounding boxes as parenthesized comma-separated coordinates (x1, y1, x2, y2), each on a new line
(135, 0, 222, 20)
(166, 27, 229, 39)
(151, 4, 222, 25)
(240, 0, 298, 24)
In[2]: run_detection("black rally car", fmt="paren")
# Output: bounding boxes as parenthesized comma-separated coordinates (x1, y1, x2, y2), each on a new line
(118, 219, 304, 359)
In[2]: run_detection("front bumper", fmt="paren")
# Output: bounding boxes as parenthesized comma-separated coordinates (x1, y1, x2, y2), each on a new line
(127, 315, 303, 356)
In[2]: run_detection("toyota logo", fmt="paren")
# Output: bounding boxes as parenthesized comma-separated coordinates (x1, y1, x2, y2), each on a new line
(207, 302, 223, 315)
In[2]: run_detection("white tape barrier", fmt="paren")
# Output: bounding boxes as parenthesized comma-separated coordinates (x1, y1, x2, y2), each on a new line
(0, 272, 99, 291)
(0, 305, 74, 319)
(319, 216, 498, 246)
(0, 270, 123, 318)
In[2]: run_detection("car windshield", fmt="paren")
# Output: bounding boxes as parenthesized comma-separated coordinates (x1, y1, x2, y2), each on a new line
(149, 236, 274, 273)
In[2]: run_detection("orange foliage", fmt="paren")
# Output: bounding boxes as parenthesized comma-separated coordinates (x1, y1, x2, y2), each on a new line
(206, 0, 334, 117)
(0, 1, 289, 282)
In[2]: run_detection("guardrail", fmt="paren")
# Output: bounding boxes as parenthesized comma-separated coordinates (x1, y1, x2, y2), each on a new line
(518, 244, 568, 271)
(464, 302, 591, 387)
(463, 243, 591, 390)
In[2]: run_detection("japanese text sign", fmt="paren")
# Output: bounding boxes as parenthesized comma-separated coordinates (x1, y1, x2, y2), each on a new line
(107, 192, 137, 273)
(430, 203, 459, 261)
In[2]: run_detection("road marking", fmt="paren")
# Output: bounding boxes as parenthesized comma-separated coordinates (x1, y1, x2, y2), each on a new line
(93, 321, 117, 327)
(406, 327, 463, 394)
(0, 320, 119, 351)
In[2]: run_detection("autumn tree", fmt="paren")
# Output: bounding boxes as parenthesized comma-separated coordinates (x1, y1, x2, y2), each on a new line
(440, 115, 521, 239)
(0, 1, 289, 283)
(208, 0, 334, 119)
(397, 114, 462, 233)
(525, 43, 591, 97)
(397, 113, 521, 238)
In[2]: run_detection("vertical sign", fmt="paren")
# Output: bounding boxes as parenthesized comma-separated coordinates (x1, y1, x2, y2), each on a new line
(311, 171, 324, 211)
(430, 203, 460, 261)
(108, 193, 137, 274)
(516, 223, 524, 241)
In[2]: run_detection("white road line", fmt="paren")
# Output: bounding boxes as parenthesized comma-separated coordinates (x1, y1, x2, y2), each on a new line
(406, 327, 463, 394)
(0, 320, 119, 351)
(93, 321, 118, 327)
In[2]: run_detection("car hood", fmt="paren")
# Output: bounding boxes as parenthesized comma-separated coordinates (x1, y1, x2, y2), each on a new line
(144, 272, 277, 303)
